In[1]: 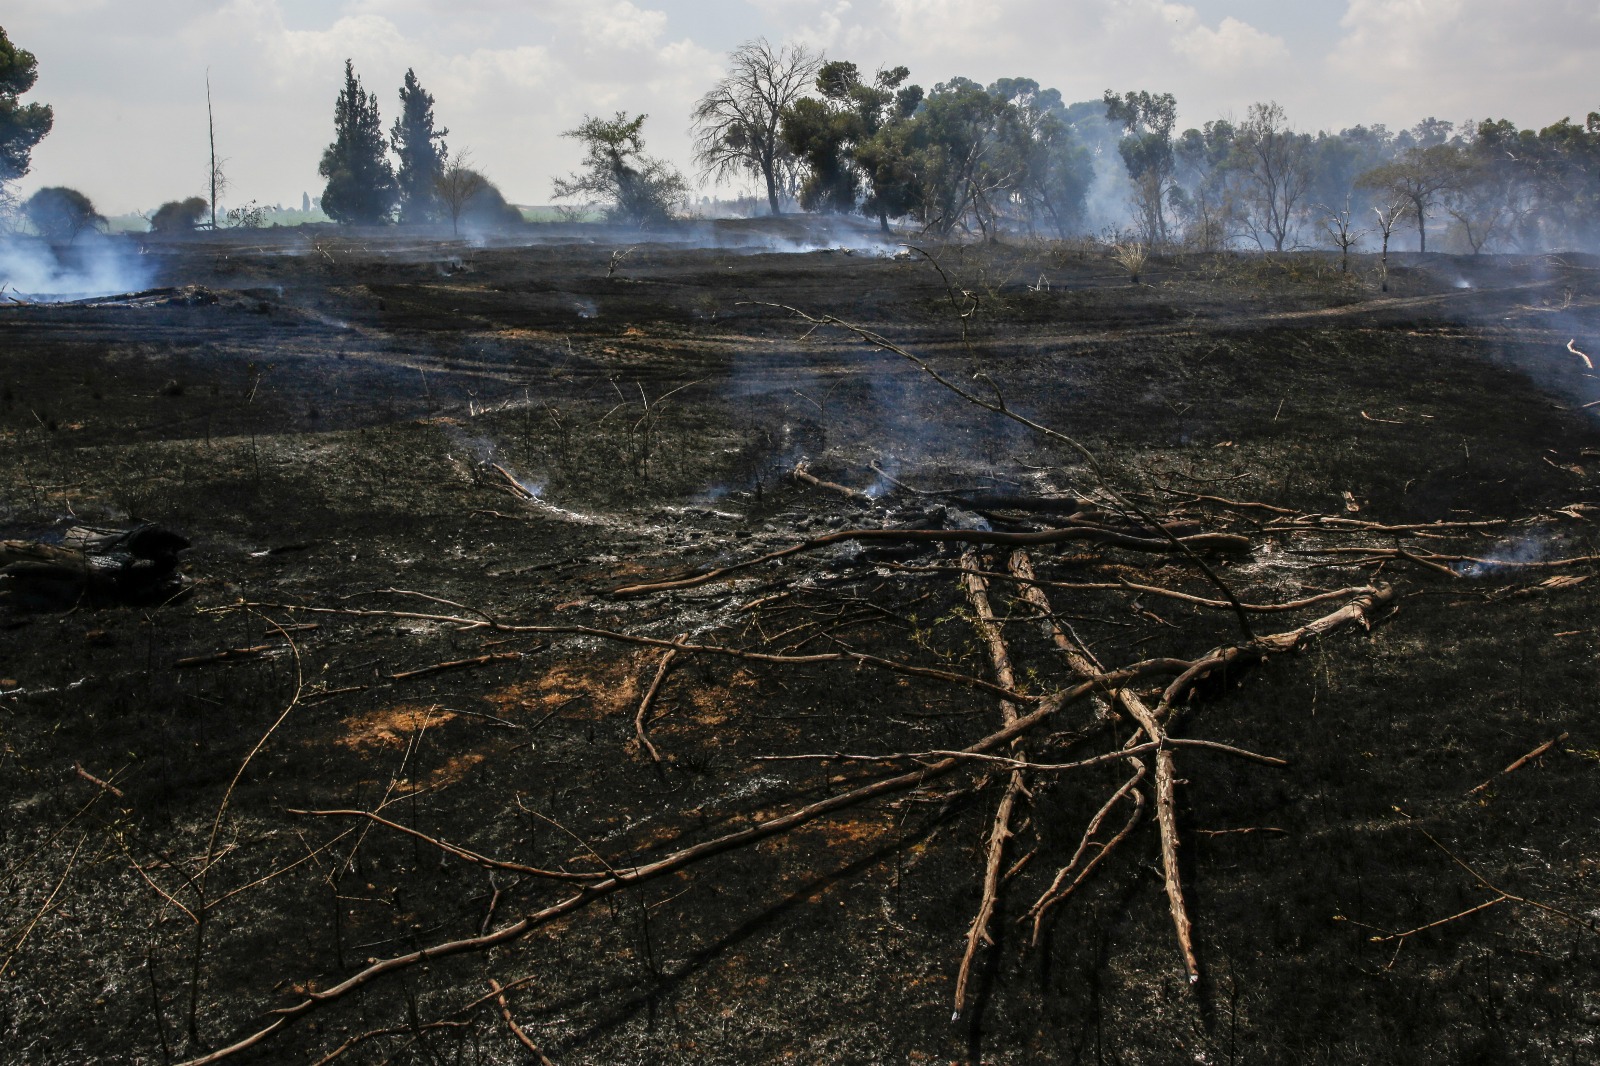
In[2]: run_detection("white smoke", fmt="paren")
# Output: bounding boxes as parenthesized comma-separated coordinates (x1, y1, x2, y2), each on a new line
(0, 233, 154, 302)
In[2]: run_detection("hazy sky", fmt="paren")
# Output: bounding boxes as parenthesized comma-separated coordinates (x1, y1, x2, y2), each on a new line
(5, 0, 1598, 214)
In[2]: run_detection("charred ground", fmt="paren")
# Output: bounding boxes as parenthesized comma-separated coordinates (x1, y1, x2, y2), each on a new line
(3, 222, 1599, 1064)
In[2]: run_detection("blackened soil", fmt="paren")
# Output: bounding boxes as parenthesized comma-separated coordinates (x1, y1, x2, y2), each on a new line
(3, 222, 1600, 1065)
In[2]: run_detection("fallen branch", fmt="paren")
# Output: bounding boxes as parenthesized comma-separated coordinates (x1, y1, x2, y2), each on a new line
(489, 978, 556, 1066)
(953, 551, 1027, 1020)
(635, 640, 682, 766)
(389, 650, 530, 682)
(1467, 732, 1569, 795)
(610, 525, 1251, 598)
(174, 645, 278, 668)
(792, 460, 875, 503)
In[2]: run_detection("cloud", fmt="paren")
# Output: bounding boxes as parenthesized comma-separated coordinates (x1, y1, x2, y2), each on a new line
(1331, 0, 1600, 125)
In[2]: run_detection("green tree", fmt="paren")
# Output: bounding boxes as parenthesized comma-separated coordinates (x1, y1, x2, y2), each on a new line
(552, 113, 686, 226)
(692, 39, 820, 216)
(1105, 89, 1178, 243)
(987, 78, 1093, 238)
(900, 77, 1015, 239)
(1357, 143, 1462, 253)
(319, 60, 397, 225)
(1171, 119, 1238, 250)
(0, 27, 53, 205)
(24, 186, 103, 243)
(391, 68, 447, 224)
(782, 61, 922, 225)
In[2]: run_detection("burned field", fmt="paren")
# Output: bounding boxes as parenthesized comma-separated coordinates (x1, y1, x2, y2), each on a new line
(3, 224, 1600, 1064)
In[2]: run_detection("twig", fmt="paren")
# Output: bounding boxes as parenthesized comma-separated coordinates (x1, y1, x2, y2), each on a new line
(73, 763, 126, 798)
(1027, 763, 1147, 943)
(0, 833, 87, 980)
(489, 979, 556, 1066)
(174, 645, 278, 668)
(1468, 732, 1568, 795)
(1368, 895, 1511, 943)
(609, 524, 1251, 598)
(287, 809, 606, 883)
(389, 650, 530, 682)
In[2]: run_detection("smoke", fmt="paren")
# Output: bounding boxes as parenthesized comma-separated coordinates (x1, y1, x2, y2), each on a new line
(1080, 146, 1137, 237)
(0, 232, 154, 302)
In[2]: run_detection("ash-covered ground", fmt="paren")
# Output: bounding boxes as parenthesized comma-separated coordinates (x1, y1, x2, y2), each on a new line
(3, 220, 1600, 1065)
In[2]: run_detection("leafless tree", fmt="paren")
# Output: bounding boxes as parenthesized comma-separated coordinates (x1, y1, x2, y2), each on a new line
(1319, 201, 1367, 272)
(1234, 102, 1312, 252)
(1371, 196, 1411, 291)
(691, 38, 821, 216)
(435, 151, 488, 236)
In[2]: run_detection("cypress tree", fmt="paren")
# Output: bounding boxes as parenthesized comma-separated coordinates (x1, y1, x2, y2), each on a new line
(391, 69, 448, 224)
(318, 60, 397, 225)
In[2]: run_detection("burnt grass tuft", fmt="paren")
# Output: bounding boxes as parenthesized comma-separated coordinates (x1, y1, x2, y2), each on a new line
(3, 224, 1600, 1064)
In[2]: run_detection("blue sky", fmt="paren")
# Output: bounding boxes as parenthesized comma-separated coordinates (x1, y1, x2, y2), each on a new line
(5, 1, 1596, 213)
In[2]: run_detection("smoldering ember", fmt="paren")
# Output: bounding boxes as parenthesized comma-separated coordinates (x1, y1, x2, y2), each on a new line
(4, 22, 1600, 1066)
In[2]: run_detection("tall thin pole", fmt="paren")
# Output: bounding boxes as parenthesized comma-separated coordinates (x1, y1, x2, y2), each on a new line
(207, 70, 218, 230)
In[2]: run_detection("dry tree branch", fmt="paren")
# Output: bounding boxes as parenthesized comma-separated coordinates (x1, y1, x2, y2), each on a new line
(489, 978, 557, 1066)
(754, 738, 1284, 771)
(610, 524, 1250, 598)
(1027, 764, 1146, 944)
(1467, 733, 1569, 795)
(287, 809, 608, 883)
(953, 550, 1027, 1020)
(635, 639, 682, 767)
(742, 300, 1259, 641)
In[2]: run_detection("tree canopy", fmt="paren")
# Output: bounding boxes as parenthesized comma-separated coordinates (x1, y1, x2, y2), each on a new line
(24, 186, 102, 243)
(552, 113, 686, 227)
(319, 60, 397, 225)
(150, 197, 209, 235)
(0, 26, 54, 199)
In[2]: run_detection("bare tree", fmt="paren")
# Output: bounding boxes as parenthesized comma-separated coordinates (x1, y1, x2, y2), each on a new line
(1319, 201, 1366, 272)
(692, 38, 821, 216)
(1234, 102, 1312, 252)
(1371, 196, 1411, 291)
(434, 151, 488, 236)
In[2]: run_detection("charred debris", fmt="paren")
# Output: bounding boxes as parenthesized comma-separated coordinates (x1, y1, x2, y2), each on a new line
(3, 229, 1600, 1064)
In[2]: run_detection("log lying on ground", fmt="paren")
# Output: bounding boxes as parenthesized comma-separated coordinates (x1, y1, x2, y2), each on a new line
(611, 525, 1252, 597)
(0, 524, 189, 600)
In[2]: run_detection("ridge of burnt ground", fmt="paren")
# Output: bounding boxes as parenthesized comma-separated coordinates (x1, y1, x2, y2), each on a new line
(3, 223, 1600, 1064)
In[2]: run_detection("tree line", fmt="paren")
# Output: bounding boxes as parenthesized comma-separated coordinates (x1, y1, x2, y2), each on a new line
(691, 41, 1600, 255)
(2, 21, 1598, 254)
